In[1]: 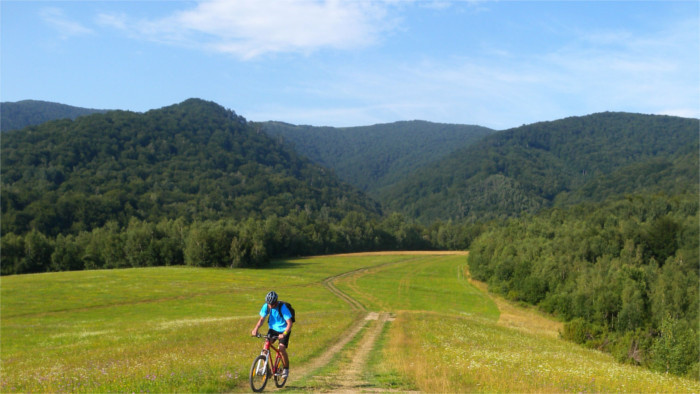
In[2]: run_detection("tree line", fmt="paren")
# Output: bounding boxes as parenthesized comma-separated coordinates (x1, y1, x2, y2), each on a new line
(1, 211, 482, 275)
(468, 192, 698, 378)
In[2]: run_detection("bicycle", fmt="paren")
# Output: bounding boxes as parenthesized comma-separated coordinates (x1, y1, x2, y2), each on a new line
(249, 333, 288, 392)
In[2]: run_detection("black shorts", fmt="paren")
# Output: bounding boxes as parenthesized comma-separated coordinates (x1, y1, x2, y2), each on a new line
(267, 328, 291, 348)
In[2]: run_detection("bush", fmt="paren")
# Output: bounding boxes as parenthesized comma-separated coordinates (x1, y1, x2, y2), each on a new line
(651, 316, 699, 376)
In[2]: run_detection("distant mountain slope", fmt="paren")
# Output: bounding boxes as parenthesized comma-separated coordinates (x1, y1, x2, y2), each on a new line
(380, 112, 699, 223)
(1, 99, 380, 236)
(0, 100, 108, 132)
(258, 120, 493, 197)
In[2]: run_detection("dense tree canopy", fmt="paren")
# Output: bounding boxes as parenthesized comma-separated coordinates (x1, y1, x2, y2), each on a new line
(381, 113, 699, 223)
(468, 192, 699, 377)
(2, 99, 380, 236)
(259, 120, 493, 197)
(0, 100, 107, 132)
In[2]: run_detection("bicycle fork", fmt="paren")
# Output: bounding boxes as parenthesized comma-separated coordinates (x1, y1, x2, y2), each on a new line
(258, 349, 270, 376)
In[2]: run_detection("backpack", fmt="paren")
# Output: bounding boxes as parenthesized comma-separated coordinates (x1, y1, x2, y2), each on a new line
(269, 300, 296, 323)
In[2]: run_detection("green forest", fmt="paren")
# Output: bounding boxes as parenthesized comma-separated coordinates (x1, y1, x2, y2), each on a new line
(259, 120, 493, 196)
(2, 99, 380, 237)
(1, 99, 478, 274)
(1, 98, 698, 378)
(381, 113, 698, 223)
(0, 100, 107, 132)
(469, 192, 698, 377)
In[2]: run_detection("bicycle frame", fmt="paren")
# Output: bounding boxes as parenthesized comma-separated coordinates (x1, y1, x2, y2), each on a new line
(260, 335, 283, 375)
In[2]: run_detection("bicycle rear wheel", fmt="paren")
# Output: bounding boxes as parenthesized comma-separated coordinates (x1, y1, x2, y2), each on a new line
(249, 355, 270, 392)
(274, 356, 288, 388)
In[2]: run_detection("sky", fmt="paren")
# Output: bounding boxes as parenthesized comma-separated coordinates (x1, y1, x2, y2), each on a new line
(1, 0, 698, 130)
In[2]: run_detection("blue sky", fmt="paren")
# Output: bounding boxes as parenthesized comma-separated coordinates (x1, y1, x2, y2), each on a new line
(2, 1, 698, 129)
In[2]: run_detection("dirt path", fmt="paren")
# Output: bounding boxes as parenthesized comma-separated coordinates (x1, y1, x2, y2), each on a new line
(284, 263, 397, 392)
(335, 312, 392, 391)
(286, 313, 370, 384)
(257, 253, 465, 392)
(322, 269, 368, 312)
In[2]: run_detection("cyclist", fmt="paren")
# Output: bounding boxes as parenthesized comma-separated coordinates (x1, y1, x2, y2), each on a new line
(251, 291, 293, 378)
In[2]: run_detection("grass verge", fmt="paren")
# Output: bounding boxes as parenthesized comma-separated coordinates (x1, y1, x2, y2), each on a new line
(387, 311, 700, 392)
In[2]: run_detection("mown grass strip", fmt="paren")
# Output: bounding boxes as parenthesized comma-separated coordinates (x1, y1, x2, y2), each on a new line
(335, 254, 499, 318)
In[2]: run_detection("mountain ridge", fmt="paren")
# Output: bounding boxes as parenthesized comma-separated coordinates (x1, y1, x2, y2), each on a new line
(3, 99, 697, 225)
(259, 119, 494, 197)
(1, 98, 381, 236)
(379, 111, 699, 222)
(0, 99, 109, 132)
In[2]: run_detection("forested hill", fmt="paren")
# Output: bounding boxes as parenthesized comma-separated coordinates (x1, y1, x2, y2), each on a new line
(258, 120, 493, 196)
(380, 112, 699, 223)
(1, 99, 381, 236)
(0, 100, 108, 132)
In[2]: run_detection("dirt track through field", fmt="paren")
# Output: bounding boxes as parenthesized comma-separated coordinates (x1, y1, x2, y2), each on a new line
(337, 312, 392, 391)
(284, 257, 407, 392)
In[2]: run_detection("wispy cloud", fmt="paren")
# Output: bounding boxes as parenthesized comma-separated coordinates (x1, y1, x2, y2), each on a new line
(247, 14, 699, 129)
(98, 0, 395, 59)
(540, 17, 700, 119)
(40, 7, 93, 39)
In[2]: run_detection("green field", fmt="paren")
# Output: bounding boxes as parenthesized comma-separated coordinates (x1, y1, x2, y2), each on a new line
(2, 253, 698, 392)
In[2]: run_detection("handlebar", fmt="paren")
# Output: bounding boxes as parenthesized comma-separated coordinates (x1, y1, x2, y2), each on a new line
(252, 333, 278, 340)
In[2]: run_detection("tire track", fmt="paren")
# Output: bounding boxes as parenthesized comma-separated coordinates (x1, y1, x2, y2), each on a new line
(286, 262, 402, 391)
(287, 312, 371, 387)
(322, 270, 367, 312)
(286, 256, 432, 392)
(288, 312, 393, 392)
(336, 312, 391, 390)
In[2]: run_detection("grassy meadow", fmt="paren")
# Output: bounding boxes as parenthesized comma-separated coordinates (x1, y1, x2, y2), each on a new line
(1, 255, 399, 392)
(2, 253, 698, 392)
(334, 254, 699, 392)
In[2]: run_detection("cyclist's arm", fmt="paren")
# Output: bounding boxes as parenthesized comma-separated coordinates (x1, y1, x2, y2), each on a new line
(251, 315, 265, 336)
(279, 318, 293, 339)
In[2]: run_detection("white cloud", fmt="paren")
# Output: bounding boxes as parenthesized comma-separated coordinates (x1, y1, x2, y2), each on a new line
(99, 0, 394, 59)
(91, 1, 697, 127)
(40, 7, 93, 38)
(247, 14, 699, 129)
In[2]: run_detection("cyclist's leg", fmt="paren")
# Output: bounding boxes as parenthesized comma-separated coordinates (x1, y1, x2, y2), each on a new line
(279, 332, 291, 369)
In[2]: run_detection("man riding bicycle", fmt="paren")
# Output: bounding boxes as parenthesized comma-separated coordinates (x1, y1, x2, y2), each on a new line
(251, 291, 293, 378)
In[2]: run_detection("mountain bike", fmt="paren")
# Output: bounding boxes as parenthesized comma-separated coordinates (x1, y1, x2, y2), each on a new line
(249, 333, 288, 392)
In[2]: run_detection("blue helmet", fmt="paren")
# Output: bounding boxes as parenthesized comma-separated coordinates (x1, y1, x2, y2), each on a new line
(265, 291, 278, 305)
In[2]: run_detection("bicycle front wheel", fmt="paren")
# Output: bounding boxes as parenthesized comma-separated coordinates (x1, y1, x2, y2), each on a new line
(274, 356, 288, 388)
(249, 355, 270, 392)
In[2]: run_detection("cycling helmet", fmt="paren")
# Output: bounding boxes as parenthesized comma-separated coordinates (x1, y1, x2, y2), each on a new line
(265, 291, 278, 305)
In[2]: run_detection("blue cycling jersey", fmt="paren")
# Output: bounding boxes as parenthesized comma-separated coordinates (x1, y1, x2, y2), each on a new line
(260, 303, 292, 332)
